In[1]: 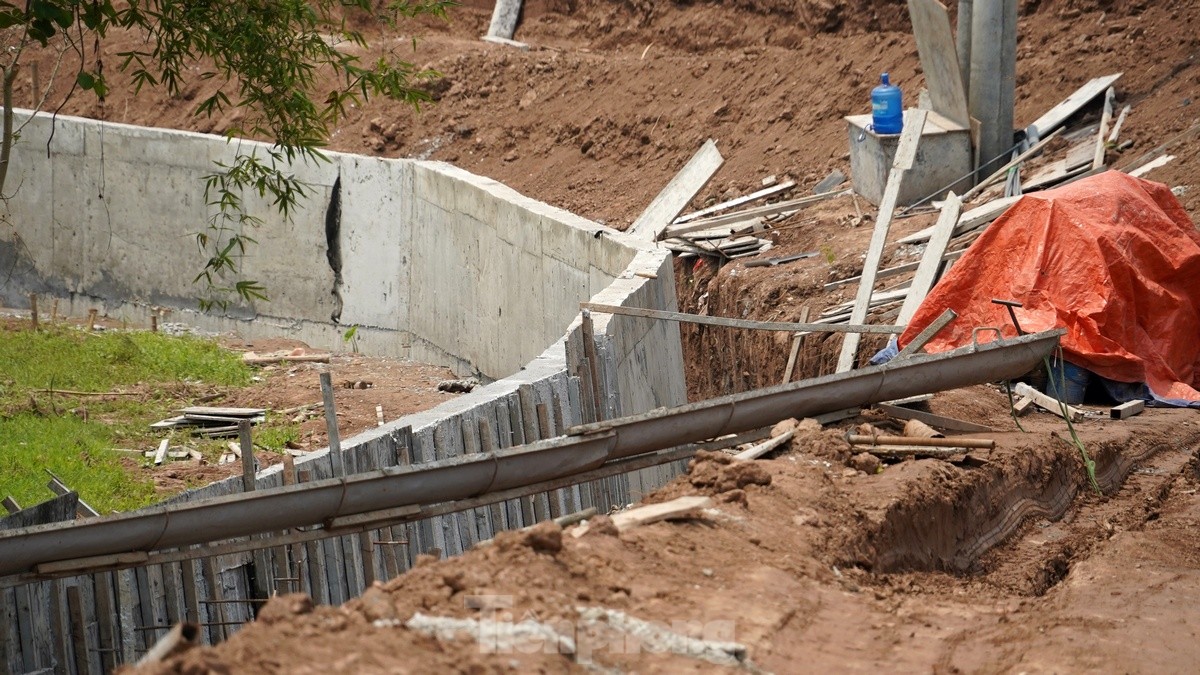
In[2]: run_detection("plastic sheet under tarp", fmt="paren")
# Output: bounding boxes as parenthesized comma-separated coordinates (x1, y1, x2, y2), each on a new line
(899, 171, 1200, 404)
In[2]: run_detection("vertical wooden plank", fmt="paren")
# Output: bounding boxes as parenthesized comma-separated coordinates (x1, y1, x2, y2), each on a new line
(46, 580, 70, 674)
(3, 587, 24, 675)
(146, 565, 170, 639)
(460, 412, 488, 543)
(66, 585, 89, 675)
(478, 416, 508, 532)
(305, 539, 329, 605)
(115, 570, 138, 665)
(200, 559, 226, 645)
(93, 573, 117, 671)
(320, 537, 344, 605)
(74, 575, 101, 675)
(534, 403, 562, 518)
(360, 536, 376, 587)
(492, 399, 521, 529)
(179, 558, 201, 625)
(15, 581, 45, 667)
(13, 581, 36, 667)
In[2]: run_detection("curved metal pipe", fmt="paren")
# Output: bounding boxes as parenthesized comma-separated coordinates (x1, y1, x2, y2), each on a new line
(0, 331, 1060, 576)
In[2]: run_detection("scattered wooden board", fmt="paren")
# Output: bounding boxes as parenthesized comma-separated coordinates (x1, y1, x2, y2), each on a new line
(1027, 73, 1123, 136)
(1128, 154, 1175, 178)
(153, 439, 169, 466)
(180, 406, 266, 417)
(610, 495, 714, 532)
(673, 181, 796, 224)
(1110, 400, 1145, 420)
(895, 194, 961, 326)
(581, 303, 904, 334)
(874, 402, 993, 433)
(1012, 396, 1036, 416)
(733, 430, 794, 461)
(628, 139, 723, 239)
(908, 0, 970, 127)
(1012, 382, 1085, 421)
(661, 189, 850, 240)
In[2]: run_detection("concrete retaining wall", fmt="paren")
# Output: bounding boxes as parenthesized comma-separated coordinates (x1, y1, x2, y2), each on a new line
(0, 110, 689, 673)
(0, 111, 640, 379)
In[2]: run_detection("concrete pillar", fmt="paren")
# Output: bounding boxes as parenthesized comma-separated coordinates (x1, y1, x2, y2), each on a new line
(956, 0, 972, 95)
(968, 0, 1018, 176)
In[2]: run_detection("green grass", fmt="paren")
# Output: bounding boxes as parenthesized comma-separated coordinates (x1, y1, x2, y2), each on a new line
(0, 325, 252, 513)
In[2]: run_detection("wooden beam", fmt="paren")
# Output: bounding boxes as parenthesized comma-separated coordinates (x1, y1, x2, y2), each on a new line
(628, 139, 723, 239)
(674, 181, 796, 224)
(825, 248, 967, 290)
(847, 434, 995, 449)
(960, 127, 1063, 202)
(660, 189, 850, 240)
(896, 194, 962, 326)
(581, 302, 904, 335)
(1109, 399, 1145, 420)
(1012, 382, 1085, 421)
(1028, 73, 1122, 136)
(1107, 105, 1131, 144)
(1093, 87, 1114, 169)
(873, 402, 992, 432)
(45, 472, 98, 517)
(153, 439, 169, 466)
(733, 430, 794, 461)
(908, 0, 970, 126)
(610, 495, 713, 532)
(837, 109, 927, 372)
(895, 308, 957, 359)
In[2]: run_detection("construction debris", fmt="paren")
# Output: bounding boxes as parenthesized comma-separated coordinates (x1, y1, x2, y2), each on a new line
(151, 406, 266, 438)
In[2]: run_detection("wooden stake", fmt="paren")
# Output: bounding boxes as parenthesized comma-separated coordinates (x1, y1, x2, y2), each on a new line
(781, 306, 810, 384)
(50, 298, 58, 323)
(319, 371, 346, 477)
(29, 293, 38, 330)
(238, 420, 255, 492)
(151, 314, 158, 332)
(87, 308, 98, 331)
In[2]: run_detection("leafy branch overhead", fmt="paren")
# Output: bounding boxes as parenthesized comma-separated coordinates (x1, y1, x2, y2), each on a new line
(0, 0, 452, 310)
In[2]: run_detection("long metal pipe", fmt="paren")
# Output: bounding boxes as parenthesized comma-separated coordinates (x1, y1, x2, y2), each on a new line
(0, 330, 1061, 577)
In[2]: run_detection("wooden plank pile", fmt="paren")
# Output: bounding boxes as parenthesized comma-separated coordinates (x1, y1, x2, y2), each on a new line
(659, 180, 851, 261)
(151, 406, 266, 438)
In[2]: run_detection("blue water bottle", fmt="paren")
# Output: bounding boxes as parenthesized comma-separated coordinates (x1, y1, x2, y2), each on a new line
(871, 73, 903, 134)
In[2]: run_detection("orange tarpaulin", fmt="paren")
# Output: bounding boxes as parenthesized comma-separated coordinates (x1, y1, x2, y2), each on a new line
(899, 171, 1200, 402)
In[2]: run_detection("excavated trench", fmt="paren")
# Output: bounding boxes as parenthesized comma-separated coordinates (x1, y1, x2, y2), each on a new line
(841, 423, 1200, 596)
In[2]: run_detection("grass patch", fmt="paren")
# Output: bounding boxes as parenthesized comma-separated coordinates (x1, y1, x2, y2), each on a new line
(0, 325, 252, 513)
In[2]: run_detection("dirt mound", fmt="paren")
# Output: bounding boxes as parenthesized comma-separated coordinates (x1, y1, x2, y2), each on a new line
(136, 403, 1200, 673)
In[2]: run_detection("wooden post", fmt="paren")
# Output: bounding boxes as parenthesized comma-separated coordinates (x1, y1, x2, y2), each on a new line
(781, 306, 811, 384)
(66, 584, 89, 675)
(50, 298, 58, 324)
(28, 294, 37, 331)
(319, 372, 346, 477)
(87, 309, 97, 331)
(150, 314, 158, 332)
(238, 421, 255, 493)
(837, 110, 928, 372)
(94, 572, 118, 670)
(1, 496, 19, 514)
(580, 310, 606, 421)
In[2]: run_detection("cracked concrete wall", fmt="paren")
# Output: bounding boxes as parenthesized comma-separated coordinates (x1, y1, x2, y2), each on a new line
(0, 111, 680, 398)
